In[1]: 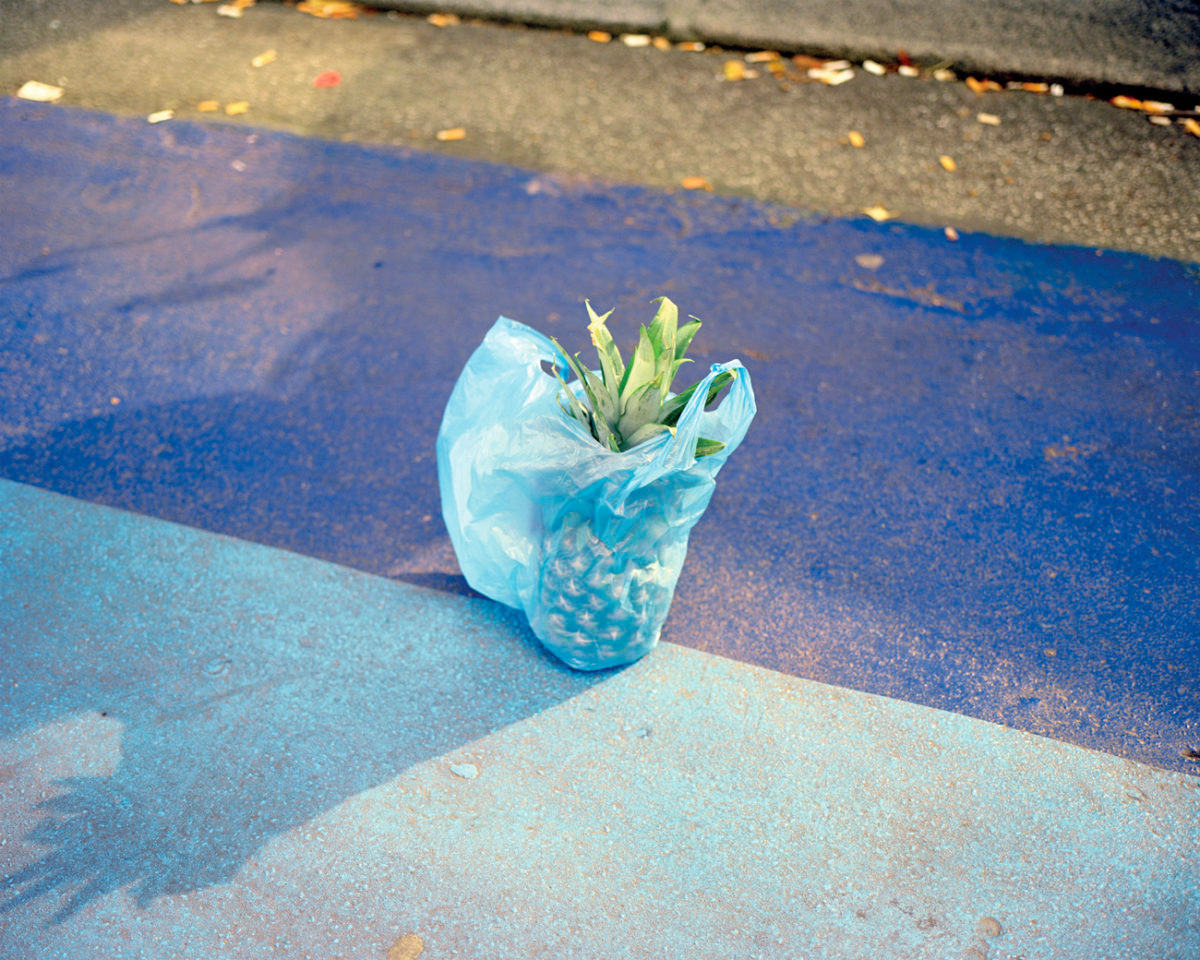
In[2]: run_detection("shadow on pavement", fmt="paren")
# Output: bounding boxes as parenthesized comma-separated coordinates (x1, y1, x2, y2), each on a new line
(0, 481, 605, 921)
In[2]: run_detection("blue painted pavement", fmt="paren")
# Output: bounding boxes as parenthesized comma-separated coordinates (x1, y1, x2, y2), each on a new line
(3, 99, 1197, 774)
(2, 481, 1197, 959)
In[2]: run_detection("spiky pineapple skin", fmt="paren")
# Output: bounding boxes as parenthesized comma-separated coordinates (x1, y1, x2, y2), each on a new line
(530, 508, 681, 670)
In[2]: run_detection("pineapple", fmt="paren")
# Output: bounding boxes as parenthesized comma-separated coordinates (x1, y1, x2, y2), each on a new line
(532, 298, 734, 669)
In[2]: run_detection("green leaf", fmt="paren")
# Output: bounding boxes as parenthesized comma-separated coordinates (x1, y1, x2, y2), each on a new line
(580, 364, 617, 429)
(694, 436, 726, 458)
(552, 339, 621, 447)
(674, 319, 702, 360)
(704, 368, 735, 407)
(618, 325, 657, 400)
(552, 365, 592, 433)
(665, 356, 692, 398)
(585, 300, 624, 392)
(617, 375, 663, 440)
(659, 370, 734, 427)
(624, 421, 672, 448)
(659, 380, 699, 427)
(646, 297, 679, 359)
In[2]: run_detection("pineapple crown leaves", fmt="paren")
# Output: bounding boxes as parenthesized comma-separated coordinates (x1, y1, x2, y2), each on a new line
(548, 298, 734, 458)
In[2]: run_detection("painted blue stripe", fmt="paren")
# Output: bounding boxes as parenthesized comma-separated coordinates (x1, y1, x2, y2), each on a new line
(1, 99, 1197, 772)
(2, 482, 1196, 959)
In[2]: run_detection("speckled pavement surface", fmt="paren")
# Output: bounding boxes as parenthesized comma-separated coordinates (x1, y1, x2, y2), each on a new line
(3, 481, 1197, 959)
(1, 99, 1198, 957)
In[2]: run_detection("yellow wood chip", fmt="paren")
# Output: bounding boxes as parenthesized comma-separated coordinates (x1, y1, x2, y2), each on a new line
(436, 127, 466, 141)
(225, 101, 249, 116)
(723, 60, 746, 81)
(847, 130, 865, 148)
(965, 76, 1002, 95)
(1141, 100, 1175, 114)
(297, 0, 361, 19)
(1183, 118, 1200, 138)
(1110, 95, 1143, 110)
(196, 100, 219, 112)
(681, 176, 712, 191)
(427, 13, 460, 27)
(587, 30, 611, 43)
(387, 933, 425, 960)
(652, 36, 672, 50)
(976, 112, 1001, 126)
(745, 51, 780, 63)
(676, 41, 705, 52)
(939, 154, 957, 171)
(251, 49, 277, 68)
(861, 205, 897, 222)
(1021, 82, 1050, 93)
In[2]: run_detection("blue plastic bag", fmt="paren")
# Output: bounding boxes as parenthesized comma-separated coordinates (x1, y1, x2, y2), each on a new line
(437, 316, 756, 670)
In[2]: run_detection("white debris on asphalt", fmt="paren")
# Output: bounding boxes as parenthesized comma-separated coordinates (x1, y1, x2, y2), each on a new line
(450, 762, 479, 779)
(17, 80, 63, 102)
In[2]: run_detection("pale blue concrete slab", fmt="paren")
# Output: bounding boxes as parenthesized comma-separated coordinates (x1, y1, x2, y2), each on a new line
(2, 480, 1197, 959)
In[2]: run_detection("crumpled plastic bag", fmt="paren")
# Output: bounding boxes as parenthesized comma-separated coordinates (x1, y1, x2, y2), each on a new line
(437, 316, 756, 670)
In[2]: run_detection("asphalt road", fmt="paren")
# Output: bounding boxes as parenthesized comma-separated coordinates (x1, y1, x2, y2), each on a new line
(377, 0, 1200, 93)
(3, 0, 1198, 261)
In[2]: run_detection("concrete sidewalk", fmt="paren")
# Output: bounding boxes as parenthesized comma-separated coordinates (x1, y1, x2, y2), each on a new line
(378, 0, 1200, 93)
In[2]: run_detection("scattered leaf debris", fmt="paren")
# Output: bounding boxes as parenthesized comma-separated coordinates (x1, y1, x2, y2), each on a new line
(966, 76, 1003, 95)
(944, 226, 960, 241)
(216, 3, 244, 17)
(17, 80, 63, 102)
(387, 932, 425, 960)
(251, 49, 277, 67)
(621, 33, 651, 47)
(939, 154, 957, 171)
(313, 69, 342, 88)
(808, 64, 854, 85)
(1183, 118, 1200, 138)
(224, 100, 249, 115)
(681, 175, 713, 191)
(847, 130, 865, 148)
(745, 50, 780, 63)
(426, 12, 459, 27)
(861, 205, 897, 222)
(977, 112, 1001, 126)
(724, 60, 747, 81)
(436, 126, 466, 141)
(296, 0, 363, 19)
(652, 36, 672, 50)
(855, 253, 884, 269)
(897, 64, 919, 78)
(677, 40, 705, 52)
(147, 109, 174, 124)
(862, 59, 886, 76)
(587, 30, 611, 43)
(197, 99, 219, 112)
